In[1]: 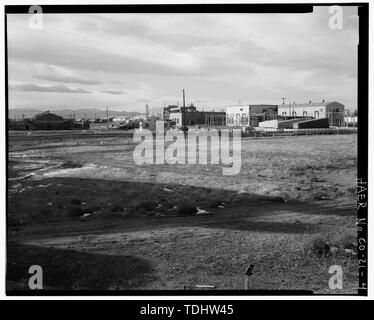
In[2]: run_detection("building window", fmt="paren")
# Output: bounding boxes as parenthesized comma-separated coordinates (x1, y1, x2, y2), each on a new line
(241, 113, 246, 125)
(226, 114, 231, 124)
(303, 111, 307, 117)
(331, 108, 341, 126)
(236, 114, 240, 125)
(292, 111, 296, 117)
(314, 111, 319, 119)
(282, 112, 286, 117)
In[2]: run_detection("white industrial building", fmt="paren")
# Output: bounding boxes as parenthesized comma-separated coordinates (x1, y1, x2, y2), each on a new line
(278, 101, 345, 126)
(225, 104, 278, 127)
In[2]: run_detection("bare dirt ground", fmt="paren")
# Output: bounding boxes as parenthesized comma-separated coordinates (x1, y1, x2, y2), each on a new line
(7, 131, 358, 293)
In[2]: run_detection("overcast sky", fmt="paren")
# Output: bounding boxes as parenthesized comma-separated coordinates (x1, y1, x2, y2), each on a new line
(7, 7, 359, 112)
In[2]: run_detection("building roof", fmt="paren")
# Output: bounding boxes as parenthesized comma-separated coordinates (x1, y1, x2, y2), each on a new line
(169, 110, 225, 115)
(226, 105, 277, 114)
(278, 101, 342, 108)
(226, 104, 277, 108)
(112, 117, 128, 121)
(33, 111, 64, 121)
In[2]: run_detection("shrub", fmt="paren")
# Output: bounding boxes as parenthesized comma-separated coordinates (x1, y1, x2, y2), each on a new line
(178, 206, 197, 216)
(272, 195, 286, 202)
(312, 192, 325, 200)
(83, 207, 98, 214)
(304, 235, 331, 257)
(70, 198, 82, 205)
(110, 205, 124, 213)
(340, 234, 357, 251)
(309, 174, 320, 182)
(346, 187, 356, 195)
(68, 207, 85, 218)
(40, 208, 52, 216)
(128, 201, 157, 215)
(209, 200, 222, 208)
(61, 161, 82, 169)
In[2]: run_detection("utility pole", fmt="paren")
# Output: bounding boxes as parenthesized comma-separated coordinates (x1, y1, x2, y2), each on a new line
(182, 89, 186, 108)
(145, 104, 149, 121)
(182, 89, 186, 127)
(106, 107, 109, 130)
(281, 98, 287, 118)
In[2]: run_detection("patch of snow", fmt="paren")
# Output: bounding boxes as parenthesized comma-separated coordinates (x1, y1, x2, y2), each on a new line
(196, 207, 209, 215)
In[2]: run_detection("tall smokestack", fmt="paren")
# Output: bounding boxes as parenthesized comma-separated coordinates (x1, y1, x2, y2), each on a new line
(145, 104, 149, 121)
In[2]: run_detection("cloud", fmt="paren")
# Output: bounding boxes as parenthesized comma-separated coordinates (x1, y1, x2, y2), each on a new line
(11, 83, 91, 93)
(102, 90, 127, 95)
(6, 8, 359, 111)
(36, 74, 101, 85)
(9, 38, 202, 77)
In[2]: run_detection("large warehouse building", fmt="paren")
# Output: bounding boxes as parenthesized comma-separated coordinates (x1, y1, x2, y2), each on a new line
(169, 105, 226, 128)
(226, 104, 278, 127)
(277, 101, 345, 126)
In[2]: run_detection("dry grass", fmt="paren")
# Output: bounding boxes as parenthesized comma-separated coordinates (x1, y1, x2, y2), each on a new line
(7, 132, 358, 293)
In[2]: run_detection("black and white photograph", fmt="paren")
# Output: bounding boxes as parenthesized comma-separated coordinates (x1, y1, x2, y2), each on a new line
(4, 2, 368, 297)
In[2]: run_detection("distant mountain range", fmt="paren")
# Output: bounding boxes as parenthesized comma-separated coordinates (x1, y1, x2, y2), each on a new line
(8, 108, 142, 120)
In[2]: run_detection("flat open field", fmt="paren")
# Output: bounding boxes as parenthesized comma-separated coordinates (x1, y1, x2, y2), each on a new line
(7, 131, 358, 293)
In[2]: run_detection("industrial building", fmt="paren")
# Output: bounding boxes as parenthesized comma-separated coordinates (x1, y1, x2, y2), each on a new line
(169, 104, 226, 128)
(225, 104, 278, 127)
(344, 115, 358, 127)
(32, 111, 69, 130)
(277, 101, 345, 126)
(163, 105, 179, 120)
(8, 111, 75, 130)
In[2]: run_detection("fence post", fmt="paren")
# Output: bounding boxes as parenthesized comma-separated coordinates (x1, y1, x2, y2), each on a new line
(244, 264, 254, 290)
